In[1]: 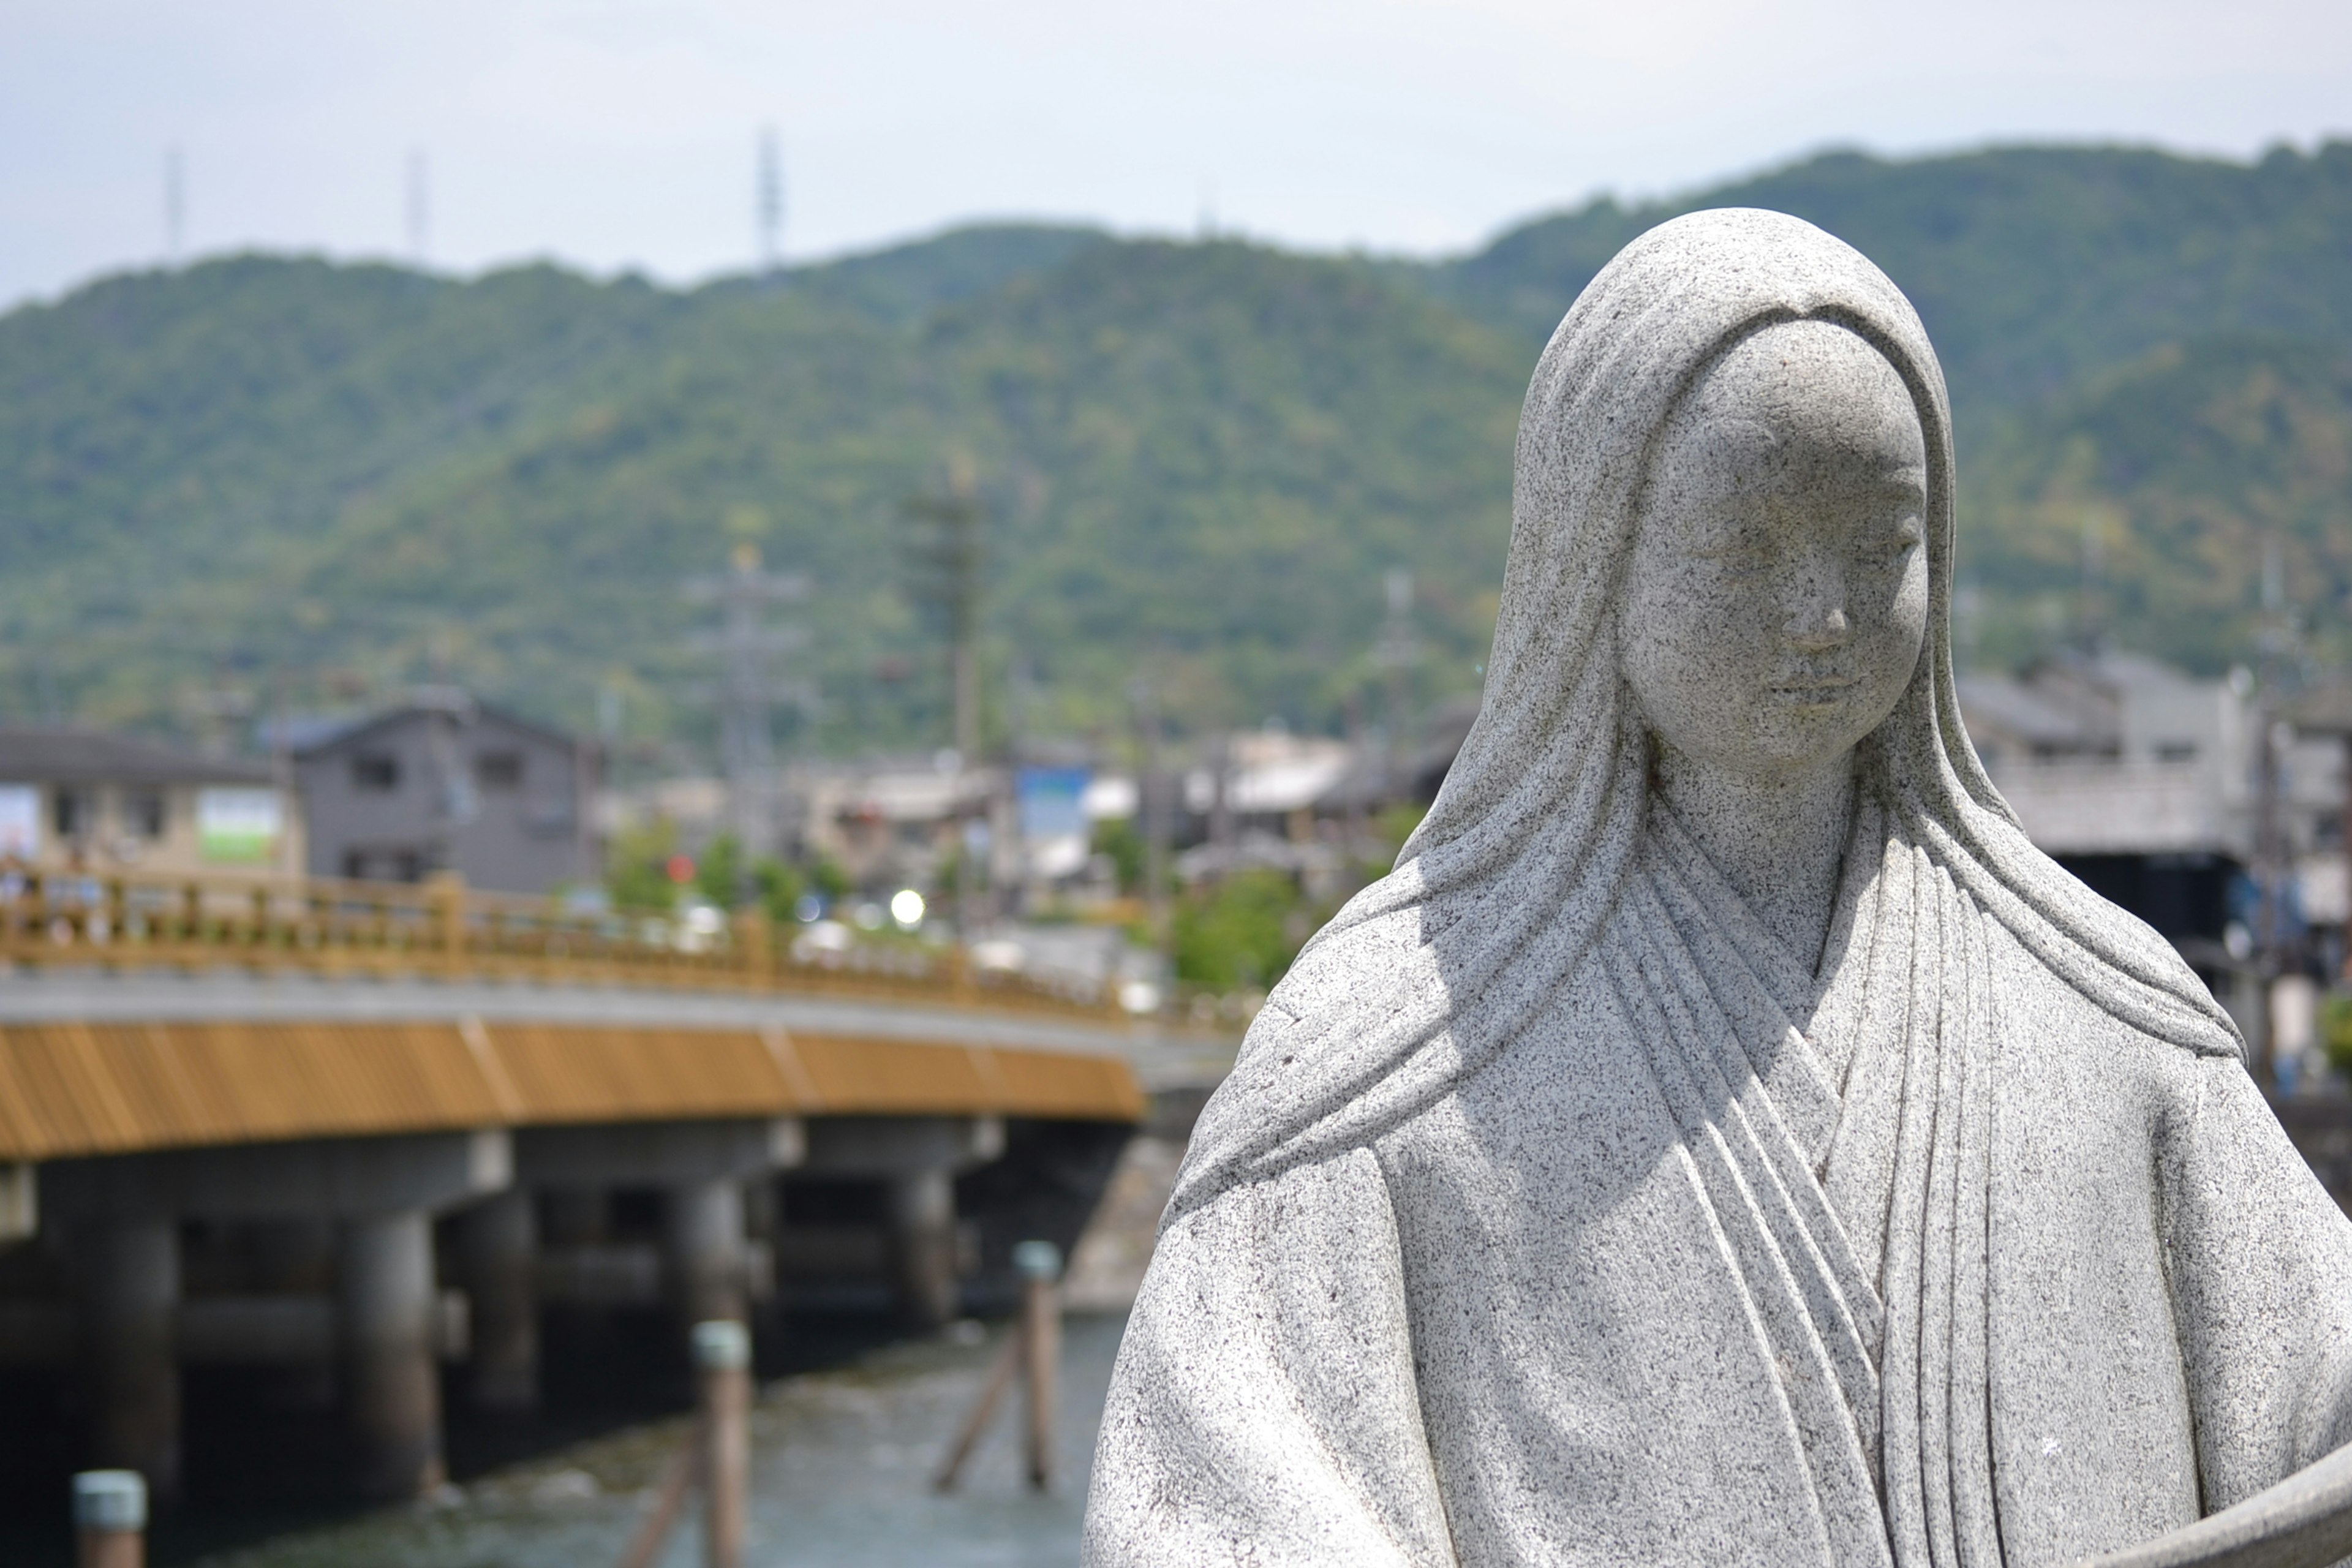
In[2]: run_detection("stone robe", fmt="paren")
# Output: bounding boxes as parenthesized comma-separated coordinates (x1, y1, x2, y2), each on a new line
(1084, 799, 2352, 1567)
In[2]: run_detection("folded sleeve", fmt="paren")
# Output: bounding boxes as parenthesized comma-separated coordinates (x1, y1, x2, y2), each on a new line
(1081, 1147, 1457, 1567)
(2160, 1054, 2352, 1510)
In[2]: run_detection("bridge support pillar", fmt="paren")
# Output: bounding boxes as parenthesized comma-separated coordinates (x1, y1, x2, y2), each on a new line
(45, 1129, 507, 1501)
(453, 1189, 537, 1412)
(801, 1117, 1003, 1333)
(541, 1189, 605, 1247)
(517, 1118, 800, 1336)
(667, 1179, 747, 1327)
(249, 1219, 337, 1408)
(78, 1218, 180, 1502)
(338, 1210, 444, 1501)
(888, 1169, 959, 1332)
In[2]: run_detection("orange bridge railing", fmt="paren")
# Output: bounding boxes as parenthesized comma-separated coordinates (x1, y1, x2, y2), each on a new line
(0, 867, 1123, 1021)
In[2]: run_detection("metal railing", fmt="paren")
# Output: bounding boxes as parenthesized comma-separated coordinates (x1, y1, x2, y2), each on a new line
(0, 867, 1125, 1019)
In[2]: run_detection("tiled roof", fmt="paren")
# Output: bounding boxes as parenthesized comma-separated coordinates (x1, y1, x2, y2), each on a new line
(0, 727, 273, 785)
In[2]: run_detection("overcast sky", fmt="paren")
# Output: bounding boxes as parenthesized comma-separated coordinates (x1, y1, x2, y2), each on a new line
(5, 0, 2348, 311)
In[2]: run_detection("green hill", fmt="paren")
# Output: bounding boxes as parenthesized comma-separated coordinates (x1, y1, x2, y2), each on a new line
(0, 237, 1525, 750)
(1441, 143, 2352, 423)
(1, 141, 2348, 756)
(1966, 332, 2352, 673)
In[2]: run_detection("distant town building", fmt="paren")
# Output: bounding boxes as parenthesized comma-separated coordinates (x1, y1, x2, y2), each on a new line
(0, 726, 303, 880)
(789, 755, 994, 895)
(1957, 650, 2346, 967)
(292, 691, 592, 893)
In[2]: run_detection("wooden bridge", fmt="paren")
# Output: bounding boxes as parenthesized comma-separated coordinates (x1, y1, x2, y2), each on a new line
(0, 867, 1219, 1510)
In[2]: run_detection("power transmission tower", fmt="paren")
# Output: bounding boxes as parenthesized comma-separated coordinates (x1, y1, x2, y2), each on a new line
(406, 149, 431, 265)
(685, 543, 812, 888)
(757, 128, 783, 275)
(1373, 568, 1419, 802)
(1127, 677, 1170, 951)
(413, 684, 480, 876)
(902, 464, 987, 764)
(165, 146, 184, 264)
(2249, 535, 2307, 1079)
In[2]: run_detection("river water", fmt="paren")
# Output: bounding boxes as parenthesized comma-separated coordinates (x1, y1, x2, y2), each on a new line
(186, 1313, 1128, 1568)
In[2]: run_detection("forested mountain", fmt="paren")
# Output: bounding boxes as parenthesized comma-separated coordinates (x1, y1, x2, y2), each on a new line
(2, 141, 2347, 756)
(1438, 144, 2352, 418)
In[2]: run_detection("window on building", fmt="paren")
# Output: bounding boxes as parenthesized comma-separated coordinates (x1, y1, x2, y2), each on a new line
(475, 751, 525, 790)
(52, 788, 94, 839)
(2155, 742, 2200, 763)
(342, 846, 426, 883)
(123, 790, 167, 840)
(352, 753, 401, 791)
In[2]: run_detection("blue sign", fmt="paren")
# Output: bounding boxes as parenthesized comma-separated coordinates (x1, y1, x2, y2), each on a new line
(1016, 766, 1091, 842)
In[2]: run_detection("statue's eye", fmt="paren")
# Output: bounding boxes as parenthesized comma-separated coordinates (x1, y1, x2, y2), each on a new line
(1686, 521, 1774, 572)
(1866, 512, 1923, 559)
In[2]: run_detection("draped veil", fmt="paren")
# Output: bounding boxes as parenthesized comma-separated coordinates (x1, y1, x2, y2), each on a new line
(1170, 208, 2238, 1231)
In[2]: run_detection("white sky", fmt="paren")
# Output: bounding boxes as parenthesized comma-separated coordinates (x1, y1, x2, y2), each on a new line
(4, 0, 2349, 311)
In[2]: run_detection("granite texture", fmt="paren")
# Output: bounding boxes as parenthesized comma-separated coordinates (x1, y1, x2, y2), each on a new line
(1082, 209, 2352, 1567)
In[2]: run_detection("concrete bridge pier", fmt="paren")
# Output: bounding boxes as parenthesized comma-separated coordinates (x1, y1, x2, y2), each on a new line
(886, 1171, 958, 1332)
(801, 1116, 1005, 1333)
(247, 1219, 337, 1407)
(516, 1118, 804, 1349)
(339, 1210, 442, 1500)
(43, 1128, 512, 1504)
(75, 1218, 180, 1502)
(450, 1189, 537, 1412)
(541, 1188, 605, 1247)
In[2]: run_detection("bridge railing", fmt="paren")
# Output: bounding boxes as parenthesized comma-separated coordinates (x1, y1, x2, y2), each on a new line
(0, 866, 1126, 1019)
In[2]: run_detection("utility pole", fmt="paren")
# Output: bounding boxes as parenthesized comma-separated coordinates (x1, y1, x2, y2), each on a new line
(2249, 535, 2304, 1082)
(756, 128, 784, 276)
(2078, 511, 2105, 652)
(269, 674, 296, 879)
(685, 543, 812, 897)
(1341, 688, 1368, 861)
(164, 146, 184, 265)
(582, 682, 625, 891)
(184, 682, 254, 761)
(1374, 568, 1419, 806)
(34, 654, 61, 727)
(1207, 731, 1234, 870)
(405, 149, 430, 266)
(414, 684, 478, 876)
(1129, 677, 1170, 951)
(903, 461, 986, 766)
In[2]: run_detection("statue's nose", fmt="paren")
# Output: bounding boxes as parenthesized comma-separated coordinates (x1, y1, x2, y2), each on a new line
(1785, 565, 1852, 649)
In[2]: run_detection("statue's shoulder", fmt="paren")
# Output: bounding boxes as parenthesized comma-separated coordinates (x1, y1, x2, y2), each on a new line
(1149, 1147, 1407, 1313)
(1980, 916, 2234, 1105)
(1167, 1143, 1395, 1234)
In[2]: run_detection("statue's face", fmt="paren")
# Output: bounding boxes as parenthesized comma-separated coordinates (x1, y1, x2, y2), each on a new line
(1620, 320, 1931, 781)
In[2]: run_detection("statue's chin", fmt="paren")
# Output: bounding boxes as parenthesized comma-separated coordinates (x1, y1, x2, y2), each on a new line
(1660, 708, 1878, 783)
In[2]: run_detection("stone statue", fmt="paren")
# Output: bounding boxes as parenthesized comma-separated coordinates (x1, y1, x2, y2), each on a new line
(1082, 209, 2352, 1567)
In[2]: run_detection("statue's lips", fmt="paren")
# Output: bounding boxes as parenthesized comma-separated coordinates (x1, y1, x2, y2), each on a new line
(1763, 676, 1861, 706)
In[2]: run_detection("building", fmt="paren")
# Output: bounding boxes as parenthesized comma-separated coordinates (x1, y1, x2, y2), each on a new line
(0, 726, 303, 880)
(293, 692, 592, 894)
(1957, 651, 2347, 967)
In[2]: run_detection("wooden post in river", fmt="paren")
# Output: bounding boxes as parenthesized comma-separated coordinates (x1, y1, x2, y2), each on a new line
(693, 1318, 751, 1568)
(1015, 1240, 1062, 1491)
(932, 1238, 1063, 1494)
(73, 1471, 145, 1568)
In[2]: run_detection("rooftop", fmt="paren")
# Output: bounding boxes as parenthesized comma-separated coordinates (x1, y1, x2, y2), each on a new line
(0, 726, 272, 786)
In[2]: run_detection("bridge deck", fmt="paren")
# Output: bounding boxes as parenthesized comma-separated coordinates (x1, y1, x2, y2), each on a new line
(0, 1015, 1145, 1163)
(0, 971, 1202, 1163)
